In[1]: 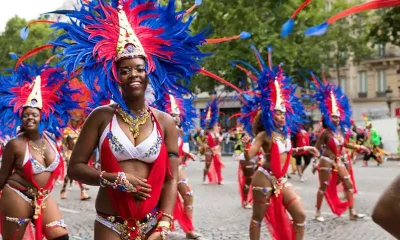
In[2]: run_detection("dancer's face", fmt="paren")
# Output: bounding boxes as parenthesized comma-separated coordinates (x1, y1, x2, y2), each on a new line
(117, 57, 148, 98)
(21, 107, 41, 132)
(70, 117, 82, 128)
(274, 110, 286, 127)
(332, 115, 340, 126)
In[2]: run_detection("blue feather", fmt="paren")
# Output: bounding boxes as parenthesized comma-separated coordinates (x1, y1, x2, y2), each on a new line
(9, 52, 19, 60)
(305, 22, 329, 36)
(195, 0, 202, 5)
(239, 31, 252, 39)
(281, 18, 294, 38)
(20, 27, 29, 40)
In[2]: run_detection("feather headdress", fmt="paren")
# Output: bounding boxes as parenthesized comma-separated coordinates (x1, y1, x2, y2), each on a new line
(203, 45, 306, 137)
(152, 91, 197, 134)
(307, 72, 351, 132)
(0, 63, 80, 137)
(200, 95, 223, 130)
(20, 0, 250, 119)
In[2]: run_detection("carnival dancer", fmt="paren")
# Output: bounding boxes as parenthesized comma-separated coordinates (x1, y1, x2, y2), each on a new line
(0, 62, 79, 240)
(201, 97, 224, 185)
(35, 0, 251, 238)
(232, 46, 319, 240)
(293, 126, 312, 182)
(59, 112, 91, 201)
(307, 72, 370, 222)
(152, 92, 201, 239)
(237, 134, 260, 209)
(363, 122, 383, 167)
(59, 78, 92, 200)
(232, 125, 245, 161)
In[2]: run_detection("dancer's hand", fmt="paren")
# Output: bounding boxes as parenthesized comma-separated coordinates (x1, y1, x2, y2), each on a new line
(311, 158, 318, 175)
(188, 153, 198, 161)
(304, 146, 320, 157)
(126, 174, 152, 201)
(242, 135, 251, 145)
(360, 145, 371, 155)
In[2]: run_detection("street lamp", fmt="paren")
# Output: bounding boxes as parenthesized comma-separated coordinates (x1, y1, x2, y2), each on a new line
(386, 86, 393, 117)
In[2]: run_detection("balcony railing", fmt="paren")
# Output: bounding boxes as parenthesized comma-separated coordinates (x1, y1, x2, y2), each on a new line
(376, 91, 386, 97)
(358, 92, 367, 98)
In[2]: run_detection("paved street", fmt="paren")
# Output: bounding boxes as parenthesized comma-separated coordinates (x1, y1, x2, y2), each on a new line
(53, 157, 398, 240)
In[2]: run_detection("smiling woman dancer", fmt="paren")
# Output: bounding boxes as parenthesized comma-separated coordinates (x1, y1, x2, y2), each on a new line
(308, 72, 370, 222)
(41, 0, 251, 239)
(0, 63, 79, 240)
(237, 46, 319, 240)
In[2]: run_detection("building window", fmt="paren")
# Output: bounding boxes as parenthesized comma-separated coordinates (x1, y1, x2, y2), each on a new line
(377, 70, 386, 92)
(359, 71, 367, 93)
(325, 0, 331, 11)
(340, 79, 346, 93)
(377, 44, 386, 57)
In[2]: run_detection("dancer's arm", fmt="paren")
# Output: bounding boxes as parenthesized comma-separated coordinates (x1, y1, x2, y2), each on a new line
(344, 141, 370, 154)
(372, 175, 400, 239)
(0, 139, 17, 190)
(244, 133, 265, 160)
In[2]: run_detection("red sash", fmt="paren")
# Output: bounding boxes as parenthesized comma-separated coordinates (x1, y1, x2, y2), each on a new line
(322, 137, 349, 216)
(100, 112, 171, 238)
(22, 135, 64, 240)
(263, 142, 295, 240)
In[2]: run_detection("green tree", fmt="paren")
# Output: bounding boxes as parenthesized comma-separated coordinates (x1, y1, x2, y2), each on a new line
(0, 16, 54, 74)
(368, 7, 400, 47)
(180, 0, 372, 92)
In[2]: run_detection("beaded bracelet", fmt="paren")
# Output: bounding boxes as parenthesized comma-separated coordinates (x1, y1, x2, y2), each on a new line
(99, 171, 116, 188)
(114, 172, 137, 193)
(162, 212, 174, 222)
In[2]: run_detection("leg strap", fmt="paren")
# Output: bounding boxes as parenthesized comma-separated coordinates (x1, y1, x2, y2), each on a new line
(185, 204, 194, 210)
(343, 175, 351, 180)
(252, 186, 272, 196)
(284, 196, 301, 208)
(46, 219, 68, 230)
(178, 178, 189, 185)
(294, 222, 306, 227)
(5, 216, 31, 227)
(249, 218, 262, 229)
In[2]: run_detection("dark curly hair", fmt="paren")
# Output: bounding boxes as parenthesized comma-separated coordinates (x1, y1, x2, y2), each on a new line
(252, 111, 265, 135)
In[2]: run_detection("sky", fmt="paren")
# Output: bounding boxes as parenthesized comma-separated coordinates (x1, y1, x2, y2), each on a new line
(0, 0, 67, 32)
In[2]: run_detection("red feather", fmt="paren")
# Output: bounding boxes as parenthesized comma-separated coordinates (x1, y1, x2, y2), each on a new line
(15, 44, 53, 71)
(198, 68, 243, 93)
(291, 0, 312, 18)
(328, 0, 400, 24)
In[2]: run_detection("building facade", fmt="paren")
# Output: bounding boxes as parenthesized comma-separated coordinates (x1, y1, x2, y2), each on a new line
(328, 43, 400, 124)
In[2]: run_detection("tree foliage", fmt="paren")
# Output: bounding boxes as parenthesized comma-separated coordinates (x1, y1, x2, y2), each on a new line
(368, 7, 400, 47)
(0, 16, 54, 74)
(181, 0, 373, 92)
